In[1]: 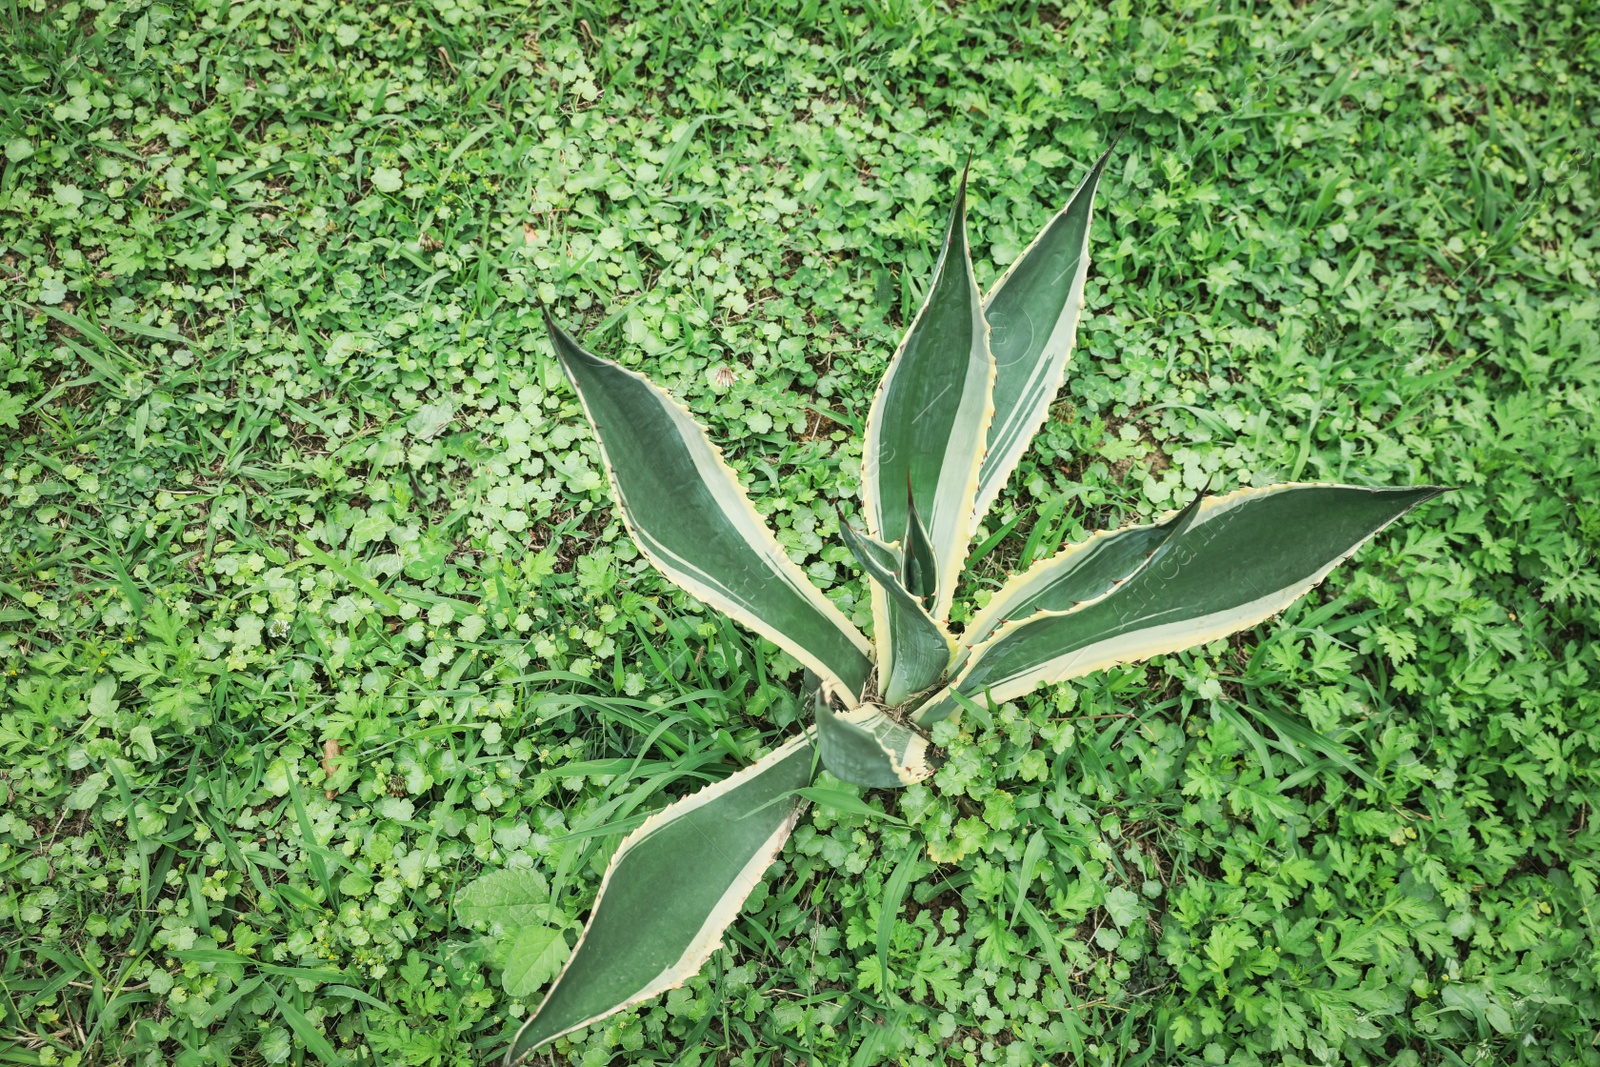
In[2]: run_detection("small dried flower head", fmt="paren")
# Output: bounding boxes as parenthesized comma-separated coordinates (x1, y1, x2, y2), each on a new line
(709, 364, 736, 389)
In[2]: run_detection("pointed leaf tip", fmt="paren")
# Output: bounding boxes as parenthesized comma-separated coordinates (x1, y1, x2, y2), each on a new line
(971, 148, 1111, 526)
(902, 485, 937, 604)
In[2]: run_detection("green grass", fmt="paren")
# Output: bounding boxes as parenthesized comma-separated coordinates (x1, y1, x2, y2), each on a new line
(1, 0, 1597, 1064)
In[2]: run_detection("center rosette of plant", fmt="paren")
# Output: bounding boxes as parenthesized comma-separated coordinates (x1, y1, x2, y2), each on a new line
(485, 148, 1443, 1065)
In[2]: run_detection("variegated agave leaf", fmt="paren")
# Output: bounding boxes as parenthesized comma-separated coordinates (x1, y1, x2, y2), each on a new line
(901, 478, 938, 604)
(953, 493, 1203, 672)
(972, 145, 1114, 528)
(545, 312, 872, 705)
(860, 164, 995, 624)
(506, 734, 816, 1063)
(915, 484, 1444, 726)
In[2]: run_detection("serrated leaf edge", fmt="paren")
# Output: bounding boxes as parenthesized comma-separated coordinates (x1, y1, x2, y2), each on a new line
(972, 145, 1114, 526)
(815, 696, 935, 787)
(860, 167, 997, 624)
(917, 483, 1443, 725)
(548, 316, 872, 705)
(953, 491, 1202, 674)
(506, 732, 814, 1064)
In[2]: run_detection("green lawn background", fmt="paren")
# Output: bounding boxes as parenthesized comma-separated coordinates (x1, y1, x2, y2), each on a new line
(1, 0, 1597, 1064)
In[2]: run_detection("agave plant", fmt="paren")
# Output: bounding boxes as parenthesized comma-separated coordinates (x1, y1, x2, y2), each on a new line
(495, 148, 1442, 1063)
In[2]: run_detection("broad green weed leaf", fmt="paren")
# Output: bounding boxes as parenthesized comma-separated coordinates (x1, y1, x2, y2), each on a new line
(501, 926, 572, 997)
(456, 869, 552, 930)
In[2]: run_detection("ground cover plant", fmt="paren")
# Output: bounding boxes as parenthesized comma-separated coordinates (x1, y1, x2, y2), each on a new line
(2, 0, 1598, 1065)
